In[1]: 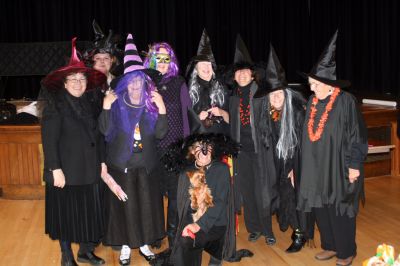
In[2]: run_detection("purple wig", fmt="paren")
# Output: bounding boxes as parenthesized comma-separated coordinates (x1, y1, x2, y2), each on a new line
(106, 71, 158, 148)
(143, 42, 179, 79)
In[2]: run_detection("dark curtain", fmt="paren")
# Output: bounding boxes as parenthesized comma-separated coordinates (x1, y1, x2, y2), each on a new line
(0, 0, 398, 99)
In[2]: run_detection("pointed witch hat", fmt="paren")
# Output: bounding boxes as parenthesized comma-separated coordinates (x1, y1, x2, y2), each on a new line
(110, 34, 162, 89)
(265, 43, 288, 91)
(83, 20, 123, 60)
(42, 37, 106, 90)
(185, 29, 217, 77)
(233, 34, 254, 72)
(300, 30, 350, 88)
(83, 20, 124, 75)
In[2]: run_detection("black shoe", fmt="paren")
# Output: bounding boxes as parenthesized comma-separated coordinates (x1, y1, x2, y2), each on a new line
(265, 235, 276, 245)
(286, 231, 306, 253)
(139, 249, 156, 262)
(77, 252, 105, 265)
(248, 232, 262, 242)
(61, 254, 78, 266)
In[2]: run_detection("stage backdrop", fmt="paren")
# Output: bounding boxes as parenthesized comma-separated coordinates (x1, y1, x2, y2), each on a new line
(0, 0, 398, 99)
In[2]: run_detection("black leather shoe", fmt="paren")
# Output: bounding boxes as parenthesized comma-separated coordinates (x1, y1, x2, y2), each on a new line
(139, 249, 156, 262)
(286, 233, 306, 253)
(77, 252, 105, 265)
(265, 235, 276, 245)
(61, 254, 78, 266)
(286, 230, 306, 253)
(248, 232, 262, 242)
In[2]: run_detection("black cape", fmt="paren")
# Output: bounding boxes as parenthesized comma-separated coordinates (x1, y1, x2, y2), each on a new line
(297, 90, 368, 218)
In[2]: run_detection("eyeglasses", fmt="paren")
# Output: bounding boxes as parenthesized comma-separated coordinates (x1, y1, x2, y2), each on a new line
(66, 78, 87, 84)
(154, 53, 171, 64)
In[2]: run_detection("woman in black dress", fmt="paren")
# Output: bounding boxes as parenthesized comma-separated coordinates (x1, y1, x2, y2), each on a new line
(297, 31, 368, 266)
(41, 38, 107, 266)
(99, 34, 167, 265)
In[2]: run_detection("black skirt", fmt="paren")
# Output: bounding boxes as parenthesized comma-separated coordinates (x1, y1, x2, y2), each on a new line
(103, 166, 165, 248)
(45, 182, 104, 243)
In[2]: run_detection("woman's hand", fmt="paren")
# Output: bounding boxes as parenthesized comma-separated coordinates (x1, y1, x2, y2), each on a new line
(199, 111, 209, 121)
(207, 107, 229, 123)
(181, 223, 201, 237)
(103, 89, 118, 110)
(101, 170, 128, 202)
(288, 169, 295, 188)
(349, 168, 360, 183)
(52, 169, 66, 188)
(101, 162, 108, 179)
(151, 91, 166, 114)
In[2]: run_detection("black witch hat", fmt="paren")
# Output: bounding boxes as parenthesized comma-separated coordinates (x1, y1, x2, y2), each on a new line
(266, 43, 288, 91)
(233, 34, 254, 72)
(83, 20, 123, 69)
(185, 29, 217, 77)
(300, 30, 350, 88)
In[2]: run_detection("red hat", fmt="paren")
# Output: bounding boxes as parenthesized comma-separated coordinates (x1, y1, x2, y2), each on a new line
(42, 37, 106, 90)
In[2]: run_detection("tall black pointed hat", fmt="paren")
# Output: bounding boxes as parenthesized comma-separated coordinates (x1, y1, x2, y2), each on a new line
(185, 29, 217, 77)
(233, 34, 254, 72)
(301, 30, 350, 88)
(266, 43, 288, 91)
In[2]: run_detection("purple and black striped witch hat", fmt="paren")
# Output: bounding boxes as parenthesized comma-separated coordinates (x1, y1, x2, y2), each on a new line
(111, 34, 162, 88)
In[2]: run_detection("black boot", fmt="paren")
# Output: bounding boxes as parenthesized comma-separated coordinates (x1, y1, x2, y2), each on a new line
(286, 229, 306, 253)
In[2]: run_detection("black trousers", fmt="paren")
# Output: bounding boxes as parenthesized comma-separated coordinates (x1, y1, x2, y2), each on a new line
(173, 226, 226, 266)
(158, 162, 179, 246)
(314, 205, 357, 259)
(236, 151, 273, 235)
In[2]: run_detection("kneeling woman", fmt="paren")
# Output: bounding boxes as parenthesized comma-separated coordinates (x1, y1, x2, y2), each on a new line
(163, 134, 241, 266)
(99, 34, 167, 265)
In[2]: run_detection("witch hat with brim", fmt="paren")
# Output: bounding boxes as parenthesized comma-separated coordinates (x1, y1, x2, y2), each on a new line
(42, 37, 106, 91)
(266, 43, 288, 91)
(110, 34, 162, 89)
(233, 34, 254, 72)
(185, 29, 217, 78)
(83, 20, 124, 74)
(299, 30, 350, 88)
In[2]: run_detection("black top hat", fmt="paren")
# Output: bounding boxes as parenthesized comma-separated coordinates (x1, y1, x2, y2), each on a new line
(300, 30, 350, 88)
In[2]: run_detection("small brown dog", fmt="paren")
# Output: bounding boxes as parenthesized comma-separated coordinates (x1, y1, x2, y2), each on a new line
(187, 168, 214, 222)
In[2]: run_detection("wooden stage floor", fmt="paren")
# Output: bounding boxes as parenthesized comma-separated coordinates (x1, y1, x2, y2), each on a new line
(1, 176, 399, 266)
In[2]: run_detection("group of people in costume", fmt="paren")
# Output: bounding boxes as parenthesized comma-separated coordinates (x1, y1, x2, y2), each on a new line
(40, 20, 367, 266)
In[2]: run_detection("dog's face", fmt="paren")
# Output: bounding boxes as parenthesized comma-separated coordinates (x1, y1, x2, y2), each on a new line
(187, 169, 206, 188)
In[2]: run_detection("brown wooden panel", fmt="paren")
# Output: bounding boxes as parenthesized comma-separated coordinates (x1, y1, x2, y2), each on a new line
(0, 185, 44, 199)
(365, 159, 391, 177)
(8, 143, 19, 185)
(0, 144, 9, 185)
(17, 144, 24, 185)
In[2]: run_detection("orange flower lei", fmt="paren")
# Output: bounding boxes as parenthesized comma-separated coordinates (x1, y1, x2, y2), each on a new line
(307, 88, 340, 142)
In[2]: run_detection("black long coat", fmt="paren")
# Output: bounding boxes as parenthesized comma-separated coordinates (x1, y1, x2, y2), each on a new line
(229, 82, 278, 217)
(41, 89, 105, 185)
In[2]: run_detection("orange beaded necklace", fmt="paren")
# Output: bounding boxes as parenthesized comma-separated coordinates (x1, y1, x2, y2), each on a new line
(307, 88, 340, 142)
